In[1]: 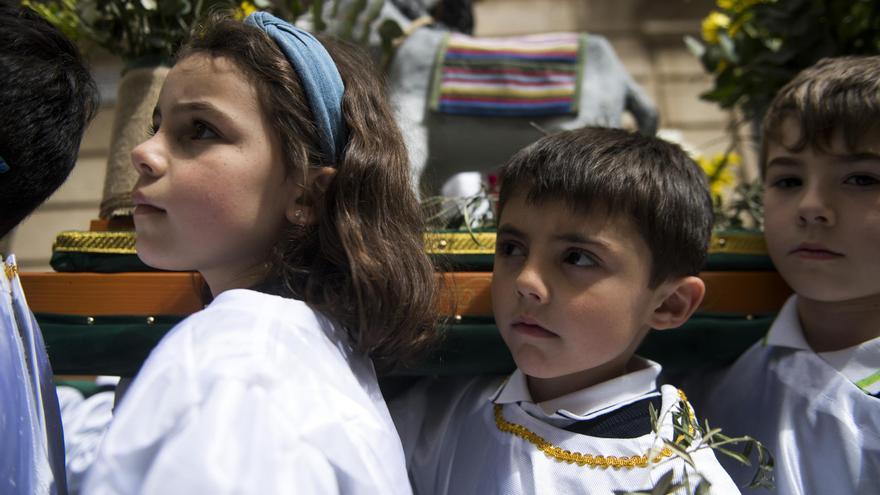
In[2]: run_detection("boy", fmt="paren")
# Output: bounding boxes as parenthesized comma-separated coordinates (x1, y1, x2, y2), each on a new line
(391, 127, 739, 494)
(698, 56, 880, 494)
(0, 2, 98, 493)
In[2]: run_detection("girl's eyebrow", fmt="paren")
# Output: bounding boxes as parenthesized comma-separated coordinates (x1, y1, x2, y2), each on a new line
(170, 100, 228, 119)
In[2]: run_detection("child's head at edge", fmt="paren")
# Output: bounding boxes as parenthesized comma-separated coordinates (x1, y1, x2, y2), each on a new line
(133, 13, 438, 371)
(760, 55, 880, 351)
(0, 3, 99, 238)
(492, 127, 712, 400)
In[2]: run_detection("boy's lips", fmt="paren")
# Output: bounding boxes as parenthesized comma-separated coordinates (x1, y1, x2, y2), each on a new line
(511, 316, 558, 338)
(789, 242, 843, 259)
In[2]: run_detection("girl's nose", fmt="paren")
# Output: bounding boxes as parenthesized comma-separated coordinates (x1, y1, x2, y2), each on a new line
(130, 135, 167, 178)
(515, 260, 549, 304)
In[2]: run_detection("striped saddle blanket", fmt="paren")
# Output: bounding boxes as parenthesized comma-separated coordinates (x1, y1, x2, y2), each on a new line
(429, 32, 586, 117)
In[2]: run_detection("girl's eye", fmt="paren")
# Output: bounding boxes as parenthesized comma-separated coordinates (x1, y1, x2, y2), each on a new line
(563, 250, 596, 267)
(843, 174, 880, 186)
(191, 120, 219, 140)
(769, 176, 802, 189)
(147, 122, 159, 137)
(496, 240, 525, 257)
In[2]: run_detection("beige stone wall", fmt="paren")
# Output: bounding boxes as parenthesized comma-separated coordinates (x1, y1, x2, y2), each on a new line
(3, 0, 747, 271)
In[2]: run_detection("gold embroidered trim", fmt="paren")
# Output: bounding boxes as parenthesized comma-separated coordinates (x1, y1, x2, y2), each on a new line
(494, 390, 691, 469)
(424, 232, 496, 254)
(4, 262, 17, 281)
(53, 231, 137, 254)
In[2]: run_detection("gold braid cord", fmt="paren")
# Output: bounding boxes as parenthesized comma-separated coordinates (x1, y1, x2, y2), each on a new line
(494, 390, 691, 470)
(4, 262, 17, 281)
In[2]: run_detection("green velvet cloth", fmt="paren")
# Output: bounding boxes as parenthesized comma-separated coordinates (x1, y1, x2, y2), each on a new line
(40, 312, 772, 378)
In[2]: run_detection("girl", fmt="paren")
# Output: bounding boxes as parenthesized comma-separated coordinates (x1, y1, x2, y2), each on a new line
(83, 12, 438, 494)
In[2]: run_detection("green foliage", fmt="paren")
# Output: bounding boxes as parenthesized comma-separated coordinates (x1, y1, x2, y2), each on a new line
(687, 0, 880, 120)
(616, 393, 774, 495)
(22, 0, 399, 67)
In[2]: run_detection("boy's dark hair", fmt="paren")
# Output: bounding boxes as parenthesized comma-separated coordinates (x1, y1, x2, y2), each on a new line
(0, 3, 99, 238)
(761, 55, 880, 173)
(179, 14, 439, 371)
(498, 127, 713, 288)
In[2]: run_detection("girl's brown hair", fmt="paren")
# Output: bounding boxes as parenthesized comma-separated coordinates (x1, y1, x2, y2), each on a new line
(179, 14, 438, 371)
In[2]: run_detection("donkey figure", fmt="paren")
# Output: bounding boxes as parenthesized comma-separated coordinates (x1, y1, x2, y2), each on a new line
(319, 0, 659, 194)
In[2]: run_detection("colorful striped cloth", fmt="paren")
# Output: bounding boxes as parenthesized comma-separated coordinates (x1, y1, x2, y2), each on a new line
(429, 32, 586, 117)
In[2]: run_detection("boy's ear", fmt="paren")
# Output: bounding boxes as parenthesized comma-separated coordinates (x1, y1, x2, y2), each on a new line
(285, 167, 337, 225)
(649, 276, 705, 330)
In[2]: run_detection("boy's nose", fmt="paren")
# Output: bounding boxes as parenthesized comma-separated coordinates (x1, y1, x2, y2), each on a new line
(130, 135, 167, 178)
(797, 185, 835, 226)
(515, 262, 549, 303)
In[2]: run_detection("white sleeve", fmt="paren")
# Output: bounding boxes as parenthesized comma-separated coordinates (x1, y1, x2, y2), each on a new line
(86, 375, 343, 495)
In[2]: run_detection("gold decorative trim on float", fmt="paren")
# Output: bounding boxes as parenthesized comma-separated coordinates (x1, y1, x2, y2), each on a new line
(708, 231, 767, 255)
(53, 231, 137, 254)
(493, 390, 692, 469)
(52, 230, 767, 257)
(425, 232, 497, 254)
(425, 231, 767, 256)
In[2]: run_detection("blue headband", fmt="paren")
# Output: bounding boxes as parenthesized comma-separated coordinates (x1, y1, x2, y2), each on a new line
(245, 12, 347, 164)
(0, 155, 8, 174)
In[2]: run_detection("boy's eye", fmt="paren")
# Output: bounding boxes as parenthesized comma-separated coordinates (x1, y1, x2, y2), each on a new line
(843, 174, 880, 186)
(191, 120, 219, 140)
(496, 240, 525, 257)
(769, 176, 802, 189)
(563, 250, 596, 267)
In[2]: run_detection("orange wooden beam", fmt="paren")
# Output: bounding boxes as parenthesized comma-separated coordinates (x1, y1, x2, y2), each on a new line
(20, 270, 790, 318)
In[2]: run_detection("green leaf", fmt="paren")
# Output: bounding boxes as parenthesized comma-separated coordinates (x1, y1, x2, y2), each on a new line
(684, 35, 706, 59)
(651, 470, 675, 495)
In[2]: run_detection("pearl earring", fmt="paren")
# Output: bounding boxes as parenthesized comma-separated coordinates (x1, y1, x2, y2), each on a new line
(294, 210, 303, 220)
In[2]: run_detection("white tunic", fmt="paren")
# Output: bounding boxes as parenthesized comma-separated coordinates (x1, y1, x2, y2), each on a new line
(83, 289, 412, 495)
(701, 296, 880, 494)
(1, 254, 66, 494)
(391, 360, 739, 495)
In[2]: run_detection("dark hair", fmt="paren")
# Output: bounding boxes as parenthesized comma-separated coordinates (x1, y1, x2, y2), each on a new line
(498, 127, 713, 288)
(0, 3, 99, 238)
(761, 55, 880, 174)
(178, 15, 438, 371)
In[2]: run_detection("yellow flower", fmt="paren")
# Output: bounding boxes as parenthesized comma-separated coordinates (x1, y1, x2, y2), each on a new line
(234, 1, 258, 21)
(698, 153, 740, 199)
(702, 12, 730, 44)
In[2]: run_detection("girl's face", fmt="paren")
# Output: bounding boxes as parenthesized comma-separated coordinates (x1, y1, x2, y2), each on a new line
(131, 54, 301, 294)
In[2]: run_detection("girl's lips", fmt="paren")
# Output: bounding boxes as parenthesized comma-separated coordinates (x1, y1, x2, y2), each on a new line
(511, 322, 558, 338)
(133, 204, 166, 215)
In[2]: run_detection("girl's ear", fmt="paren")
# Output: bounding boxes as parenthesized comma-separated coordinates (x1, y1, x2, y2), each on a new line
(285, 166, 337, 225)
(649, 276, 705, 331)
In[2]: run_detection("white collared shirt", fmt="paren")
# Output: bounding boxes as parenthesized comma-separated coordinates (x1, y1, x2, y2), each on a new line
(700, 295, 880, 494)
(766, 296, 880, 395)
(390, 361, 739, 495)
(491, 357, 662, 427)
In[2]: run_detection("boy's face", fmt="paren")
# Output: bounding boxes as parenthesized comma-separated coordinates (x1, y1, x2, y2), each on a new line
(492, 191, 664, 389)
(763, 119, 880, 302)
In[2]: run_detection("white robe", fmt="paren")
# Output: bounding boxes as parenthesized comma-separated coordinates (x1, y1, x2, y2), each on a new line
(701, 296, 880, 494)
(83, 289, 412, 495)
(391, 363, 739, 495)
(1, 254, 66, 495)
